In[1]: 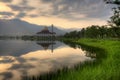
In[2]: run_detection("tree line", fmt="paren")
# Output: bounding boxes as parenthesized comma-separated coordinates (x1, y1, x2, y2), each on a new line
(64, 0, 120, 39)
(64, 25, 120, 38)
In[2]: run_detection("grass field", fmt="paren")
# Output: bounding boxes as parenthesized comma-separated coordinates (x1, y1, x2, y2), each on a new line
(60, 38, 120, 80)
(24, 38, 120, 80)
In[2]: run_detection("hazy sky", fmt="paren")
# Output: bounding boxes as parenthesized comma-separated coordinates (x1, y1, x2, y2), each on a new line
(0, 0, 113, 29)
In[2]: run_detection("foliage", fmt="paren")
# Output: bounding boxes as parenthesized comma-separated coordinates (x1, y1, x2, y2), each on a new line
(105, 0, 120, 27)
(64, 25, 120, 38)
(108, 7, 120, 27)
(104, 0, 120, 4)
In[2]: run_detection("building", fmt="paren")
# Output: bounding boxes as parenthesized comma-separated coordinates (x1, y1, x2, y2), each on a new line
(36, 25, 56, 52)
(36, 26, 56, 37)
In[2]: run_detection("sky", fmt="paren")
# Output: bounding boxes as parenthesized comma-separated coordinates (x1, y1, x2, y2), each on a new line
(0, 0, 113, 29)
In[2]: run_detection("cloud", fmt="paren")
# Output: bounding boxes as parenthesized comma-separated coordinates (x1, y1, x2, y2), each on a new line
(0, 72, 13, 80)
(28, 14, 39, 18)
(0, 0, 12, 2)
(0, 12, 14, 16)
(0, 12, 15, 19)
(15, 12, 26, 18)
(0, 0, 112, 20)
(8, 5, 35, 12)
(39, 0, 112, 20)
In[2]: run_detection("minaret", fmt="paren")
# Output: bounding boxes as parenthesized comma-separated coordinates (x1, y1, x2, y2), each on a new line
(51, 24, 54, 53)
(51, 24, 53, 34)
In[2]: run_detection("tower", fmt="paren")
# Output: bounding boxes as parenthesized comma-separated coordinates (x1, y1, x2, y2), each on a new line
(51, 24, 54, 53)
(51, 24, 53, 34)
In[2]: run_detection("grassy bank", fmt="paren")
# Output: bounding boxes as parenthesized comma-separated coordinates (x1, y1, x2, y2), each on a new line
(60, 38, 120, 80)
(24, 38, 120, 80)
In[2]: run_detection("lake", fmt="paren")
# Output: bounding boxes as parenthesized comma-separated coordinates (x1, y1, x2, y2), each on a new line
(0, 39, 95, 80)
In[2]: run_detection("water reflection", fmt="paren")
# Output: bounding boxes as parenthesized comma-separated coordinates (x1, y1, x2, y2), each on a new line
(63, 41, 97, 58)
(36, 41, 56, 52)
(0, 40, 95, 80)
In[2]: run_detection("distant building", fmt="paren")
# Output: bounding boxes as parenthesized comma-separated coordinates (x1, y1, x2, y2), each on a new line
(36, 26, 56, 37)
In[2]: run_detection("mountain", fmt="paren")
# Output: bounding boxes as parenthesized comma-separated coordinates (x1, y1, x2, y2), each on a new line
(0, 19, 66, 36)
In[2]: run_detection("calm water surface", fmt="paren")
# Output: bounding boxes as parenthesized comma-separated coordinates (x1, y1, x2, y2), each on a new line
(0, 40, 95, 80)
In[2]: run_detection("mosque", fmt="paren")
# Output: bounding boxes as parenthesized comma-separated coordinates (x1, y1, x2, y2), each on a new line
(36, 25, 56, 37)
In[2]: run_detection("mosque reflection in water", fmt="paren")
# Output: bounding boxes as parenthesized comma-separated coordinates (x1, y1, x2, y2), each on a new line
(36, 40, 56, 53)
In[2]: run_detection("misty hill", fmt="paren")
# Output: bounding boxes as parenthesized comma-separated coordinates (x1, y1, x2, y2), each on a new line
(61, 28, 81, 33)
(0, 19, 66, 36)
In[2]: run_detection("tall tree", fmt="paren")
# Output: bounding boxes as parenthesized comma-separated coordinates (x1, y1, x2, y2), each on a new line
(104, 0, 120, 27)
(105, 0, 120, 38)
(104, 0, 120, 4)
(108, 7, 120, 27)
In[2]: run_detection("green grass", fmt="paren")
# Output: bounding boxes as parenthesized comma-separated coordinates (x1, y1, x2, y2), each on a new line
(60, 38, 120, 80)
(24, 38, 120, 80)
